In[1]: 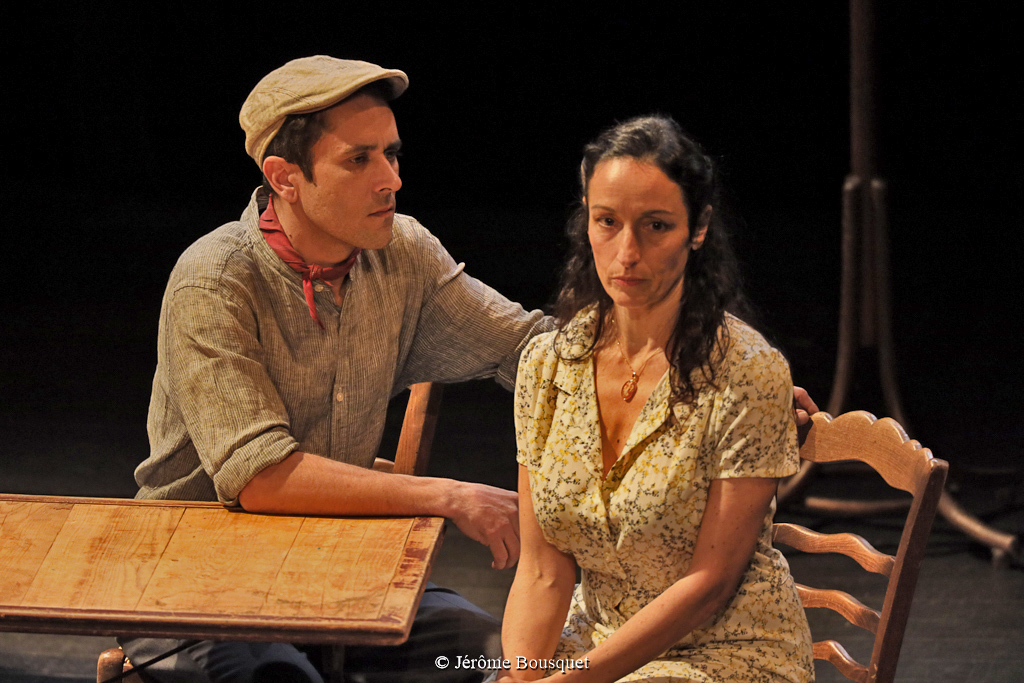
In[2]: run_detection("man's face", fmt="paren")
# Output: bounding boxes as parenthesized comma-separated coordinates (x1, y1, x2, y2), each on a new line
(291, 93, 402, 262)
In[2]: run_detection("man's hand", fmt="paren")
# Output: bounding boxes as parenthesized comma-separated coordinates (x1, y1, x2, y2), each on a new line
(793, 385, 820, 446)
(793, 386, 819, 426)
(447, 481, 520, 570)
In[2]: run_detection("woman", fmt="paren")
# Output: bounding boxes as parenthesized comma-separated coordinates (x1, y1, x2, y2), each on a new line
(499, 116, 814, 682)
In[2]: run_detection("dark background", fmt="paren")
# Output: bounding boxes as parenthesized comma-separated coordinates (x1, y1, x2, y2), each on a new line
(2, 6, 1023, 680)
(1, 3, 1020, 497)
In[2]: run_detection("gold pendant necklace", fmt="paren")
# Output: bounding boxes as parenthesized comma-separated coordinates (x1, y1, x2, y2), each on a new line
(615, 339, 656, 402)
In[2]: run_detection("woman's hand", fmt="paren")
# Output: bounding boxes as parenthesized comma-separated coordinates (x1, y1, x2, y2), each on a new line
(551, 477, 778, 682)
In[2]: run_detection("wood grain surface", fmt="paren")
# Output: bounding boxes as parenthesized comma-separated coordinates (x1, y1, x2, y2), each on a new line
(0, 495, 443, 645)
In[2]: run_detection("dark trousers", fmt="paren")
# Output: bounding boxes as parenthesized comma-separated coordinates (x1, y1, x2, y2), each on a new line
(119, 584, 501, 683)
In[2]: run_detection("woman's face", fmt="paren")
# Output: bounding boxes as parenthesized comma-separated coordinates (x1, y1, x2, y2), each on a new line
(586, 157, 707, 314)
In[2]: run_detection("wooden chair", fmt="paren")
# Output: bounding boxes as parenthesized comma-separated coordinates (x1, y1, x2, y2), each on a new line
(373, 381, 445, 476)
(773, 410, 948, 683)
(97, 382, 445, 683)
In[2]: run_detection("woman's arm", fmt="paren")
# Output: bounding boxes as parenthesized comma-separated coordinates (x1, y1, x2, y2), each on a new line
(515, 475, 778, 683)
(499, 465, 578, 681)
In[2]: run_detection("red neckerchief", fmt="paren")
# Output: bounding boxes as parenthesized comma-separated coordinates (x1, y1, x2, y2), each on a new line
(259, 198, 360, 329)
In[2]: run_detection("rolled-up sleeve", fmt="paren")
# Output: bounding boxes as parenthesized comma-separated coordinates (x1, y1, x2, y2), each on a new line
(161, 283, 298, 505)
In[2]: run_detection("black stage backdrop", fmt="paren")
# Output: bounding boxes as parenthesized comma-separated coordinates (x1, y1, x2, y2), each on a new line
(2, 3, 1020, 482)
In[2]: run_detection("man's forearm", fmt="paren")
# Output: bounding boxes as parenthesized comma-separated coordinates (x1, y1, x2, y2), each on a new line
(237, 450, 521, 568)
(237, 450, 455, 517)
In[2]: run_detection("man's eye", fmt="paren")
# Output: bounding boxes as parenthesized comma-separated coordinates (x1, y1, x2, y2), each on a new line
(385, 150, 402, 161)
(351, 155, 368, 164)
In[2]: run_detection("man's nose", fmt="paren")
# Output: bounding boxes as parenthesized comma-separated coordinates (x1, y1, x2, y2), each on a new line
(376, 158, 402, 193)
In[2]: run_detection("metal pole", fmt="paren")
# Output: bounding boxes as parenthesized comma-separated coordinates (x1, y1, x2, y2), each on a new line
(780, 0, 1019, 566)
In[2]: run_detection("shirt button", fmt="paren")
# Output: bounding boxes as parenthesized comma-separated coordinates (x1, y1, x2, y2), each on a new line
(314, 284, 326, 292)
(335, 392, 344, 402)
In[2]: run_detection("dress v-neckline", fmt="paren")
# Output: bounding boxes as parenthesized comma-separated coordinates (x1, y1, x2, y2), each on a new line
(590, 356, 671, 483)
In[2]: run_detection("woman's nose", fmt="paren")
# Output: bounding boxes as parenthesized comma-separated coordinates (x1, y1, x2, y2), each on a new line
(616, 227, 641, 265)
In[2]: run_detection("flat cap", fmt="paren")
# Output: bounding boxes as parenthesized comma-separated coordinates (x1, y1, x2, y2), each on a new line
(240, 56, 408, 166)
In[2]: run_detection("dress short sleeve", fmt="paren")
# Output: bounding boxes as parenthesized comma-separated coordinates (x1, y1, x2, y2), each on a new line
(711, 327, 800, 480)
(513, 331, 560, 472)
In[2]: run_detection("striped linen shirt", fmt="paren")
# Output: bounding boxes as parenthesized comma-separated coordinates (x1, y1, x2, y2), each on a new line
(135, 189, 551, 506)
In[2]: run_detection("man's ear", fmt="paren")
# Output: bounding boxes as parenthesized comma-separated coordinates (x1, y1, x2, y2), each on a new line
(691, 205, 712, 250)
(262, 156, 301, 202)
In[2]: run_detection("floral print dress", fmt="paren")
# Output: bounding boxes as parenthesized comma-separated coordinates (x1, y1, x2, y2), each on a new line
(514, 309, 814, 682)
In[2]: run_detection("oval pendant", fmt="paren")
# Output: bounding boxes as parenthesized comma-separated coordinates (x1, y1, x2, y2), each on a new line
(621, 377, 638, 402)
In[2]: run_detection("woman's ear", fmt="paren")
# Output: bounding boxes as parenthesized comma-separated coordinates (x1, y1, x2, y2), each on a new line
(691, 205, 712, 250)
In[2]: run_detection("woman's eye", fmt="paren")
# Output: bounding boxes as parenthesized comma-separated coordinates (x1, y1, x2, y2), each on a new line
(650, 221, 672, 232)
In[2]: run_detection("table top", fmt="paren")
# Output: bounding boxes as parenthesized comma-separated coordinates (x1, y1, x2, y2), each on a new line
(0, 494, 444, 646)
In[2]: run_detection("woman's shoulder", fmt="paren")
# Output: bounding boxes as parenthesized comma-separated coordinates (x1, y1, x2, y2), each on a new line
(553, 305, 601, 357)
(719, 313, 791, 382)
(520, 327, 559, 368)
(516, 306, 596, 394)
(521, 306, 596, 361)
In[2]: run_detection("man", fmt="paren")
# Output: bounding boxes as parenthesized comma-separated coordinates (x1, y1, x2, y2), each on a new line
(124, 56, 551, 683)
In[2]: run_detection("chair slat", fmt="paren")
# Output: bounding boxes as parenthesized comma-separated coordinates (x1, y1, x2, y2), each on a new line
(812, 640, 870, 683)
(394, 383, 444, 476)
(774, 523, 895, 576)
(796, 584, 881, 634)
(799, 411, 930, 495)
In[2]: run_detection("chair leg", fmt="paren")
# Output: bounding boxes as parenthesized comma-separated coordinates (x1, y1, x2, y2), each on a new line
(97, 646, 144, 683)
(322, 645, 345, 683)
(97, 648, 124, 683)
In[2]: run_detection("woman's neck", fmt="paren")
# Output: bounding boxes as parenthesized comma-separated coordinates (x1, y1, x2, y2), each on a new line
(608, 299, 679, 358)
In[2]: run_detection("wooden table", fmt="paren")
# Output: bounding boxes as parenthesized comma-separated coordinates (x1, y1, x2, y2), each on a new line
(0, 494, 444, 646)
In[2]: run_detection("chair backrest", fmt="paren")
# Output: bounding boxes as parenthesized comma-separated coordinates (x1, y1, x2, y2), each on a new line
(392, 382, 445, 476)
(773, 410, 948, 683)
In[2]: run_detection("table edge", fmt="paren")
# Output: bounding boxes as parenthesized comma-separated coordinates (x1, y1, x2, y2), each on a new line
(1, 495, 446, 646)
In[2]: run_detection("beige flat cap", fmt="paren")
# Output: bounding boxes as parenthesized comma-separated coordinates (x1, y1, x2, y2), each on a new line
(240, 55, 409, 166)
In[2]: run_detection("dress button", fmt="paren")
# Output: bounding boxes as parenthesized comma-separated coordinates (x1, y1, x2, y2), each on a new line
(314, 284, 326, 292)
(335, 392, 344, 402)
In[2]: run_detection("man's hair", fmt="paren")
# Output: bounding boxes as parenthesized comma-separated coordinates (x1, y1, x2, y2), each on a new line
(261, 80, 393, 194)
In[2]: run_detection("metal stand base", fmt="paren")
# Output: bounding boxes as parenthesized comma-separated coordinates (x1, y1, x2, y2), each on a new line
(778, 173, 1020, 568)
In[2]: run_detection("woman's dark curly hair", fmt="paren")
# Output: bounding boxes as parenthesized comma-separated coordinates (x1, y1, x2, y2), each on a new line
(553, 114, 748, 407)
